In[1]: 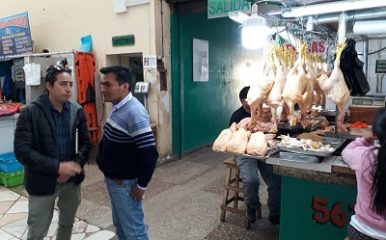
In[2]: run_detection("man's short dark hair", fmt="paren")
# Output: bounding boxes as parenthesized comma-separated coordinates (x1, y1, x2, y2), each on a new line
(99, 66, 132, 86)
(45, 59, 72, 85)
(239, 86, 250, 103)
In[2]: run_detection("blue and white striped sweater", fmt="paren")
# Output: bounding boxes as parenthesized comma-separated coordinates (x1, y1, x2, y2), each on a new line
(97, 96, 158, 188)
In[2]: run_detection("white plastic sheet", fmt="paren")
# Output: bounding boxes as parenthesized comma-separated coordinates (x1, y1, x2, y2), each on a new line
(23, 63, 41, 86)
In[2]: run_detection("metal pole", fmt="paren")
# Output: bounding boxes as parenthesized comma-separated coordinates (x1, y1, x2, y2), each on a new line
(363, 38, 369, 78)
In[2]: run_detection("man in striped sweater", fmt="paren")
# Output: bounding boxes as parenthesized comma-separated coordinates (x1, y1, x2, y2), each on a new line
(97, 66, 158, 240)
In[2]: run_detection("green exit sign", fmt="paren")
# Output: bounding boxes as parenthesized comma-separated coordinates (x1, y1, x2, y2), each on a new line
(112, 35, 135, 47)
(208, 0, 251, 19)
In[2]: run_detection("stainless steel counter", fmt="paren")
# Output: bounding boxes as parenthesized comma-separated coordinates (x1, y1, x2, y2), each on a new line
(266, 155, 356, 187)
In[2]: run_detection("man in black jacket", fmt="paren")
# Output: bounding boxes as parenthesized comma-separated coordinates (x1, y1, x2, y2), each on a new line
(230, 86, 281, 225)
(14, 61, 91, 240)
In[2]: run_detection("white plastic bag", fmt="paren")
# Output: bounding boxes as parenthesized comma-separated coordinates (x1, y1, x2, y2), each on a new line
(23, 63, 41, 86)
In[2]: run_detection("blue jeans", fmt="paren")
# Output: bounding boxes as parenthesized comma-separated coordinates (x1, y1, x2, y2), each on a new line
(235, 156, 281, 217)
(105, 178, 148, 240)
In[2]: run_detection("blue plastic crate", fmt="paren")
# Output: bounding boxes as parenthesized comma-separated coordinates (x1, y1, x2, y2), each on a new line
(0, 152, 23, 173)
(0, 152, 15, 161)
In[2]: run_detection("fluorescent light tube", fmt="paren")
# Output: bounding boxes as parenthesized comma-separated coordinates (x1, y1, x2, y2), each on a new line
(282, 0, 386, 18)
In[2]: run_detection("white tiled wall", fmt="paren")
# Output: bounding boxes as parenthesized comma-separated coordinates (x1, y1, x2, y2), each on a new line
(356, 39, 386, 95)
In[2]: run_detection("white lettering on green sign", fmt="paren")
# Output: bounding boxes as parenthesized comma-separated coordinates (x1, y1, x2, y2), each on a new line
(112, 35, 135, 47)
(208, 0, 251, 19)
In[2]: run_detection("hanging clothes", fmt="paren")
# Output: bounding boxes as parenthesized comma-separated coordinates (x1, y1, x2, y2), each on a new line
(0, 61, 14, 101)
(340, 38, 370, 96)
(11, 58, 26, 103)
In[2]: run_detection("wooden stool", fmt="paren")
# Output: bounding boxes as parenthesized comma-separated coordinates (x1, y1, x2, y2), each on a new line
(220, 158, 251, 229)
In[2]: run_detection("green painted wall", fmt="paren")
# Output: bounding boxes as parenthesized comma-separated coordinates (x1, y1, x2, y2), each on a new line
(172, 10, 262, 155)
(280, 176, 356, 240)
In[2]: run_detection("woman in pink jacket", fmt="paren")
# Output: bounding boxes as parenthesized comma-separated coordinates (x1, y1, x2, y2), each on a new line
(342, 107, 386, 240)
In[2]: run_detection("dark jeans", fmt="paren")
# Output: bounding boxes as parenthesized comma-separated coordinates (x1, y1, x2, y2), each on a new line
(348, 224, 378, 240)
(235, 156, 281, 217)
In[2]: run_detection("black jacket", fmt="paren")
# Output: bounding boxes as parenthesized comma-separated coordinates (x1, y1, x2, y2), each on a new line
(14, 94, 91, 196)
(340, 38, 370, 96)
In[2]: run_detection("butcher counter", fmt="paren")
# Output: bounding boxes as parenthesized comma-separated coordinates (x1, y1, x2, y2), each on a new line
(265, 153, 356, 240)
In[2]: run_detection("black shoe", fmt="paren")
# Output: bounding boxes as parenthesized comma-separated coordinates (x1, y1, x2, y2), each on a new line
(246, 207, 256, 223)
(269, 215, 280, 225)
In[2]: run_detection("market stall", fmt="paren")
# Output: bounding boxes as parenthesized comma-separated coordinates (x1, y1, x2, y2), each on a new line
(210, 0, 386, 239)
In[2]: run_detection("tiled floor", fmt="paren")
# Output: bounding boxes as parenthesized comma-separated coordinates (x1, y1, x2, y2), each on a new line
(0, 186, 115, 240)
(3, 147, 279, 239)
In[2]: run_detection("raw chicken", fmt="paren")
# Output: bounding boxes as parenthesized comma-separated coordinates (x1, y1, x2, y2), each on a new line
(297, 53, 315, 127)
(250, 121, 274, 133)
(246, 131, 267, 156)
(230, 122, 238, 132)
(317, 42, 350, 132)
(236, 117, 274, 133)
(266, 46, 287, 133)
(311, 54, 326, 106)
(282, 42, 310, 128)
(226, 128, 250, 154)
(212, 129, 233, 152)
(247, 49, 275, 129)
(237, 117, 251, 130)
(305, 55, 319, 110)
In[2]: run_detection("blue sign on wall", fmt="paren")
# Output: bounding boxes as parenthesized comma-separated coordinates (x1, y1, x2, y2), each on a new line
(0, 12, 33, 60)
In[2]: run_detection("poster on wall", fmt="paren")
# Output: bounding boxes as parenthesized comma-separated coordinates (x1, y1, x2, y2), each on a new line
(193, 38, 209, 82)
(143, 55, 157, 69)
(0, 12, 33, 61)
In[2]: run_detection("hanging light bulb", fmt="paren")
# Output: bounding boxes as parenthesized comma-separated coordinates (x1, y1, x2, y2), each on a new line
(241, 3, 269, 49)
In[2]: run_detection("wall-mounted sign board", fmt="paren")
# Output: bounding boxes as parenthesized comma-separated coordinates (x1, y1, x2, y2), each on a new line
(112, 34, 135, 47)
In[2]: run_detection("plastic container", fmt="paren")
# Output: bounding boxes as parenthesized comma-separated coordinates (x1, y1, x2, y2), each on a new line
(0, 152, 23, 173)
(0, 114, 19, 153)
(0, 170, 24, 187)
(279, 151, 320, 163)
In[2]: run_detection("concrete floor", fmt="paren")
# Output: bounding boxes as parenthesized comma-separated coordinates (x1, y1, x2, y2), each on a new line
(9, 146, 279, 240)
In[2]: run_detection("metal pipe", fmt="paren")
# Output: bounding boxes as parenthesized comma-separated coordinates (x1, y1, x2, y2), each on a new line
(363, 39, 369, 78)
(281, 0, 386, 18)
(3, 50, 75, 60)
(353, 20, 386, 35)
(268, 8, 386, 24)
(337, 13, 347, 43)
(314, 9, 386, 24)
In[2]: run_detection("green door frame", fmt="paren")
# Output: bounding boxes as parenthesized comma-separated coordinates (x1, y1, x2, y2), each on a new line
(171, 11, 182, 157)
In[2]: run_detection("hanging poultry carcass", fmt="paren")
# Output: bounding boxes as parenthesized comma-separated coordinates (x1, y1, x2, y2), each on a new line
(279, 47, 296, 123)
(316, 42, 350, 132)
(304, 52, 319, 112)
(247, 48, 275, 130)
(282, 42, 313, 128)
(266, 46, 288, 133)
(311, 54, 327, 106)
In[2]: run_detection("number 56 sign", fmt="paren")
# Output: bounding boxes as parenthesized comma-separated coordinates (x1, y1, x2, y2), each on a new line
(312, 196, 355, 228)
